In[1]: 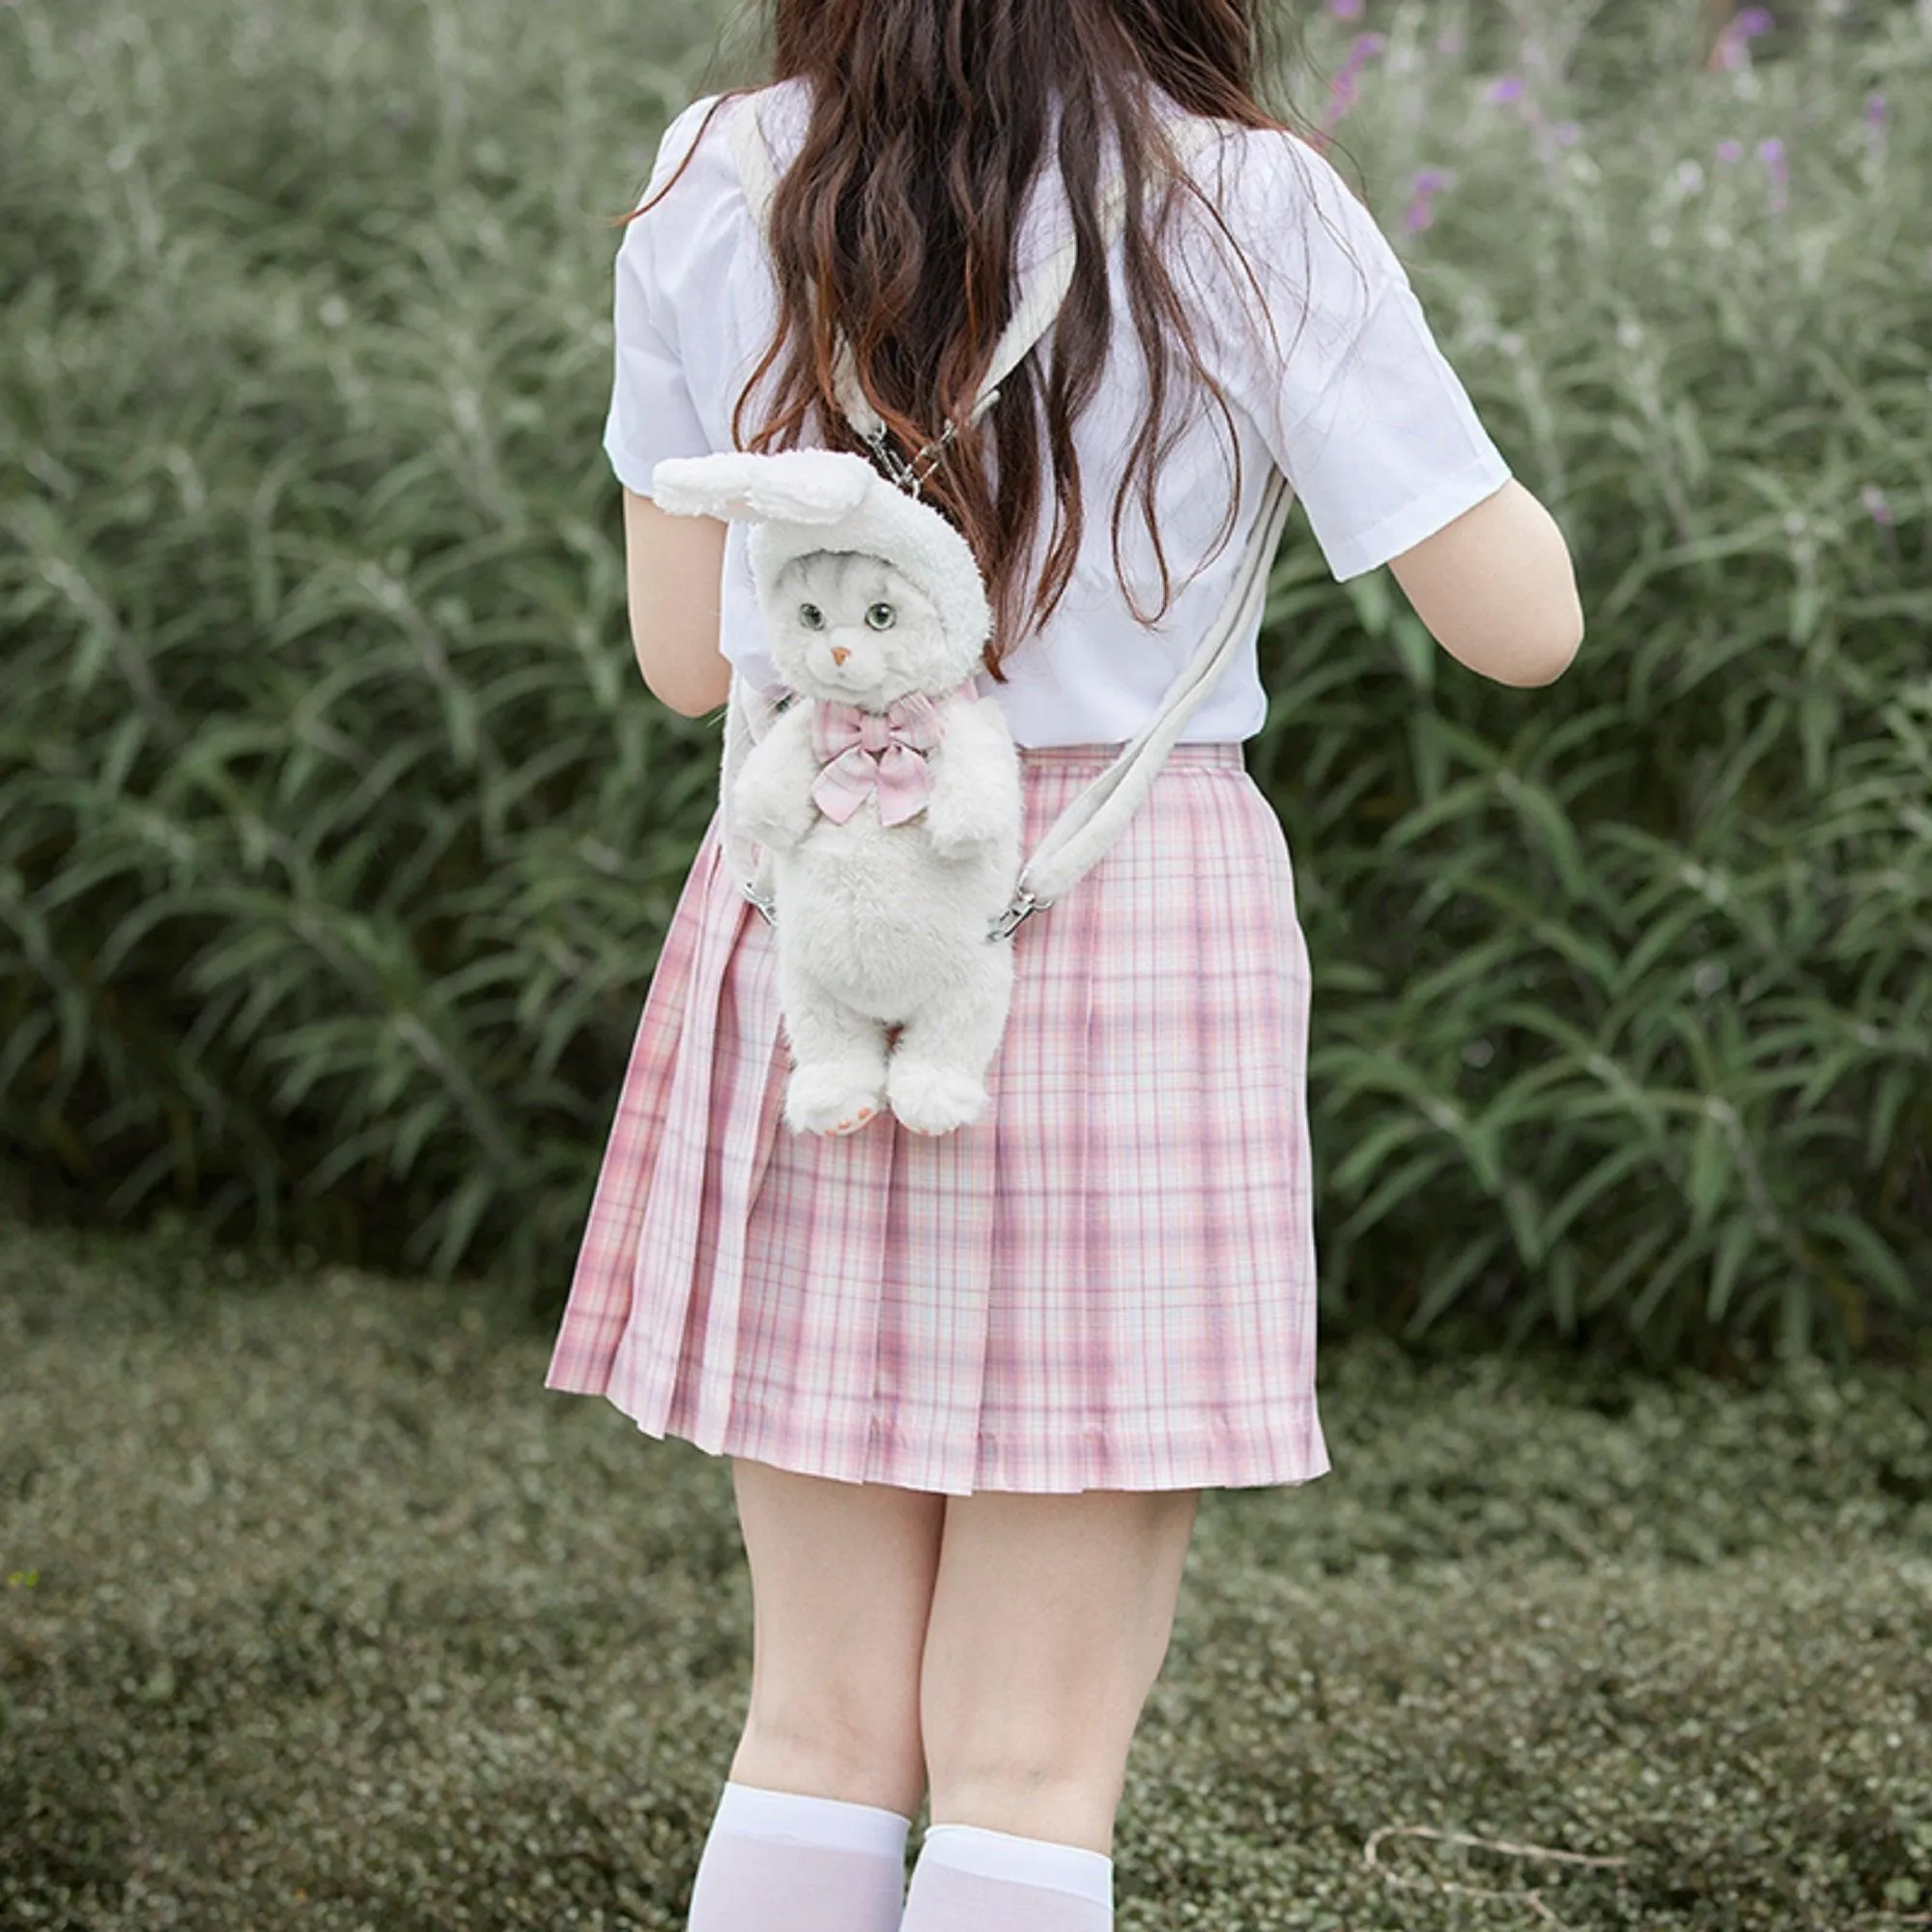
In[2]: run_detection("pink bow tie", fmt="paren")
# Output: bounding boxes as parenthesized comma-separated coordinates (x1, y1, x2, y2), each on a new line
(809, 679, 980, 827)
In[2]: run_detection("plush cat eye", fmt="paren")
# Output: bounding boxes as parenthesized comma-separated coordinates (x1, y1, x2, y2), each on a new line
(866, 603, 896, 630)
(797, 604, 824, 628)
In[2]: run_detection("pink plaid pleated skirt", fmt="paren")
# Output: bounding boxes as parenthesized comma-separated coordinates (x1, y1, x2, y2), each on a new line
(544, 740, 1330, 1496)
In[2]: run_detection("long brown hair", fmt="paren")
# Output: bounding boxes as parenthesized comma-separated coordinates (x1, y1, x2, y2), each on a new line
(624, 2, 1364, 683)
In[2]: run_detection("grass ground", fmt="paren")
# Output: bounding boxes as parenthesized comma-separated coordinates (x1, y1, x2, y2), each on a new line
(2, 1217, 1928, 1930)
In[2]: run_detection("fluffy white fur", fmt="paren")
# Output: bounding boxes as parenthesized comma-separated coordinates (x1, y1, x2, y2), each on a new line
(651, 449, 1025, 1138)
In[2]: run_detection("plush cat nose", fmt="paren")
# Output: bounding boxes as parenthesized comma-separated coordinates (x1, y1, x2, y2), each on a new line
(830, 646, 850, 666)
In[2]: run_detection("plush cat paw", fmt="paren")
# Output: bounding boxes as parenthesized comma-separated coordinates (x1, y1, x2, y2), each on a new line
(738, 790, 814, 854)
(888, 1061, 989, 1136)
(923, 804, 999, 860)
(784, 1062, 886, 1137)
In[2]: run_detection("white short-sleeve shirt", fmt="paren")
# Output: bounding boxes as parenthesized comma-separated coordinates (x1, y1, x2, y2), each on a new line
(605, 79, 1513, 747)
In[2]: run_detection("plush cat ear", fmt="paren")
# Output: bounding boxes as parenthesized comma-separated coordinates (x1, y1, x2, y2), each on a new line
(650, 450, 878, 526)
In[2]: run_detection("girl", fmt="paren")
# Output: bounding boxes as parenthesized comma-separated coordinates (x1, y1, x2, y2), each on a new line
(546, 4, 1585, 1928)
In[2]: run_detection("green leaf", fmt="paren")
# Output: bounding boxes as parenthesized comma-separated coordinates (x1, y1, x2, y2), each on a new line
(1685, 1104, 1734, 1236)
(1807, 1208, 1917, 1315)
(1706, 1218, 1756, 1324)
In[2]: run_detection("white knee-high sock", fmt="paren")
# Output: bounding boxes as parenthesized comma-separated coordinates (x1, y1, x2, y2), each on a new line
(685, 1780, 912, 1932)
(900, 1823, 1114, 1931)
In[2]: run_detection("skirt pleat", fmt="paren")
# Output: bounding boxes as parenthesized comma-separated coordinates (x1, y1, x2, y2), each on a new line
(545, 740, 1331, 1496)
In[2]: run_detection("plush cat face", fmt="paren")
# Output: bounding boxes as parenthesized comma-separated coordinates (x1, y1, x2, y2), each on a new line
(766, 550, 972, 708)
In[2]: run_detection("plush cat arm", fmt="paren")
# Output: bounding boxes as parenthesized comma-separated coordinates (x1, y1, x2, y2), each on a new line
(923, 698, 1021, 859)
(732, 700, 822, 855)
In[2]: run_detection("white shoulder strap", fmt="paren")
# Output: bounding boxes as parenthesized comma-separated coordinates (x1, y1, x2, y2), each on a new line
(717, 96, 1292, 940)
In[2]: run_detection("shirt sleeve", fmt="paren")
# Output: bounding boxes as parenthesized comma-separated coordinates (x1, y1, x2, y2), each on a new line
(602, 99, 721, 497)
(1211, 132, 1514, 582)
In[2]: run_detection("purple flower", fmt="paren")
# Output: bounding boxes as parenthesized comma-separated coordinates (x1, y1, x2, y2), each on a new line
(1405, 167, 1449, 235)
(1487, 74, 1524, 103)
(1717, 138, 1743, 163)
(1864, 93, 1886, 129)
(1328, 0, 1364, 17)
(1861, 485, 1895, 528)
(1715, 6, 1776, 70)
(1321, 29, 1386, 128)
(1333, 31, 1383, 84)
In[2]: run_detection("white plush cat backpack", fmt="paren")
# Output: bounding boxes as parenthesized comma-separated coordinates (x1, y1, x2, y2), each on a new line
(650, 96, 1293, 1141)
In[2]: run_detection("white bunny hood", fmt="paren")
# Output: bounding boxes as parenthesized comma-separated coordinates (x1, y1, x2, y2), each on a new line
(650, 448, 995, 668)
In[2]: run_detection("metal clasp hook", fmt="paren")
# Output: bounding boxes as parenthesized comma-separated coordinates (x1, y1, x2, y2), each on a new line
(861, 396, 985, 502)
(987, 886, 1050, 943)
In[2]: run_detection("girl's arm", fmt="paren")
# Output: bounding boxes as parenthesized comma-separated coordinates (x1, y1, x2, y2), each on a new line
(1386, 477, 1585, 690)
(621, 487, 734, 717)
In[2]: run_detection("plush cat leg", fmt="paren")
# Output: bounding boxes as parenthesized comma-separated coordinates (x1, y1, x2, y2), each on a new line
(888, 700, 1023, 1134)
(777, 953, 893, 1136)
(887, 942, 1015, 1135)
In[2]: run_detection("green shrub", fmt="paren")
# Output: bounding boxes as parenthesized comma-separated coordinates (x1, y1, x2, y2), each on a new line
(1, 0, 1927, 1364)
